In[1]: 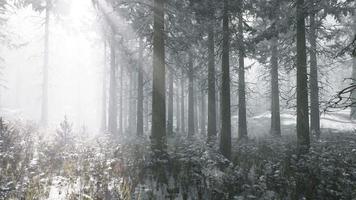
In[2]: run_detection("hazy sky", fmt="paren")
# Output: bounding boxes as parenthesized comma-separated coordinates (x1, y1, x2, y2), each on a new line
(1, 0, 104, 132)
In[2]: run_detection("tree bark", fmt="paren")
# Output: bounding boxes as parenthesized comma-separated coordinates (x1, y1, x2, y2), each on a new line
(238, 7, 247, 140)
(296, 0, 310, 153)
(101, 40, 107, 131)
(108, 29, 117, 135)
(220, 0, 231, 159)
(129, 72, 134, 133)
(309, 12, 320, 138)
(137, 39, 144, 136)
(350, 12, 356, 119)
(176, 78, 180, 133)
(207, 21, 217, 141)
(167, 68, 174, 136)
(151, 0, 166, 150)
(200, 89, 206, 135)
(181, 73, 185, 134)
(188, 53, 195, 138)
(270, 37, 281, 136)
(119, 53, 123, 135)
(41, 0, 50, 127)
(194, 85, 199, 134)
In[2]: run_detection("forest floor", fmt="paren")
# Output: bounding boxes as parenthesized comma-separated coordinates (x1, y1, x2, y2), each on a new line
(1, 109, 356, 199)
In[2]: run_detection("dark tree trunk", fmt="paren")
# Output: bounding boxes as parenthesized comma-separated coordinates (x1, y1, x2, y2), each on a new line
(350, 13, 356, 118)
(238, 8, 248, 140)
(188, 53, 195, 137)
(167, 68, 174, 136)
(216, 85, 220, 133)
(309, 12, 320, 138)
(108, 30, 118, 135)
(41, 0, 50, 127)
(101, 41, 107, 131)
(181, 74, 185, 133)
(151, 0, 166, 150)
(200, 89, 206, 135)
(137, 39, 144, 136)
(296, 0, 310, 153)
(220, 0, 231, 159)
(270, 37, 281, 136)
(207, 21, 217, 141)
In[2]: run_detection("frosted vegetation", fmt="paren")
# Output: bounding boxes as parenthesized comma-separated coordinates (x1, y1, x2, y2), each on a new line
(1, 0, 356, 199)
(1, 113, 356, 199)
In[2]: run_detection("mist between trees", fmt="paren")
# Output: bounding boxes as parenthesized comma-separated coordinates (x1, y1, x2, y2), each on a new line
(0, 0, 356, 199)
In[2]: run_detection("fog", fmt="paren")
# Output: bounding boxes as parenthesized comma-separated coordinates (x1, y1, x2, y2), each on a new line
(1, 0, 355, 199)
(1, 0, 103, 131)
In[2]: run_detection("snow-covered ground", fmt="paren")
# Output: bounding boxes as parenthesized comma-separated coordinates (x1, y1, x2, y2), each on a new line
(248, 109, 356, 138)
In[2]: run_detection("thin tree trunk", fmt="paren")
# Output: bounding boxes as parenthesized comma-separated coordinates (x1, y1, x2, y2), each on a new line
(309, 12, 320, 138)
(145, 94, 149, 133)
(101, 40, 107, 131)
(108, 30, 117, 135)
(119, 56, 123, 135)
(201, 89, 206, 135)
(129, 72, 134, 133)
(181, 74, 185, 133)
(41, 0, 50, 126)
(207, 21, 217, 141)
(194, 85, 199, 134)
(176, 79, 180, 133)
(350, 12, 356, 118)
(167, 68, 174, 136)
(133, 71, 137, 134)
(188, 53, 195, 137)
(137, 39, 144, 136)
(270, 37, 281, 136)
(296, 0, 310, 153)
(216, 84, 220, 133)
(238, 8, 248, 140)
(151, 0, 166, 150)
(220, 0, 231, 159)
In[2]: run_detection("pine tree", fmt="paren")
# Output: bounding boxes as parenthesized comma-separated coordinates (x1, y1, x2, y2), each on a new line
(151, 0, 166, 150)
(296, 0, 310, 153)
(220, 0, 231, 159)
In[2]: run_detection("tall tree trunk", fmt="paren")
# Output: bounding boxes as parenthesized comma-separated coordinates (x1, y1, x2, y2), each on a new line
(309, 12, 320, 138)
(151, 0, 166, 150)
(137, 39, 144, 136)
(296, 0, 310, 153)
(167, 68, 174, 136)
(108, 30, 118, 135)
(200, 89, 206, 135)
(119, 56, 123, 135)
(194, 85, 199, 134)
(188, 53, 195, 137)
(220, 0, 231, 159)
(216, 85, 220, 133)
(270, 37, 281, 136)
(101, 41, 107, 131)
(350, 12, 356, 118)
(129, 72, 134, 133)
(238, 8, 247, 140)
(133, 72, 137, 134)
(41, 0, 50, 126)
(207, 21, 217, 141)
(181, 74, 185, 133)
(145, 94, 149, 133)
(176, 79, 180, 133)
